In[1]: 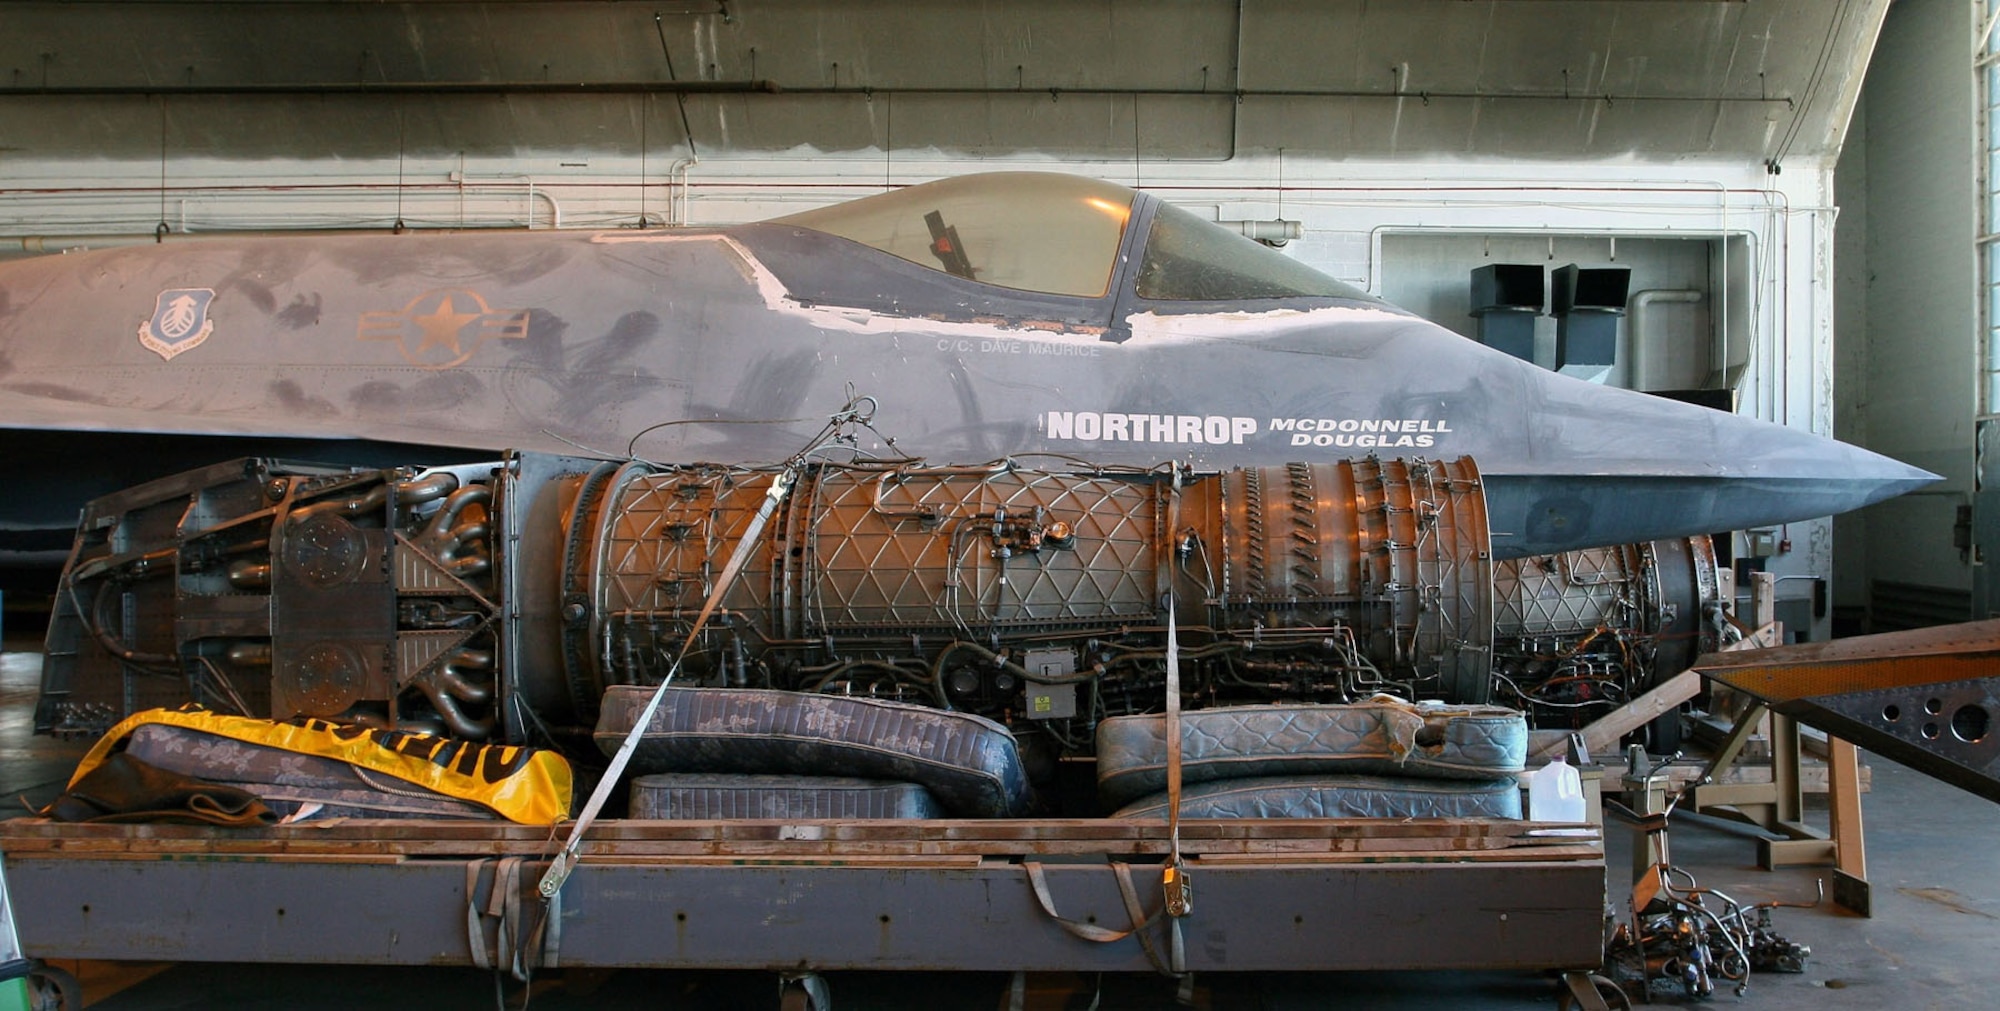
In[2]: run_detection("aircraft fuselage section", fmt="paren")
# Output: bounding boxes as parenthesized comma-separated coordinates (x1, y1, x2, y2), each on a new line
(0, 178, 1934, 564)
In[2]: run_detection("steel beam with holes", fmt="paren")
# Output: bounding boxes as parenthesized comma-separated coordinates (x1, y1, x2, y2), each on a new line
(1696, 618, 2000, 805)
(0, 849, 1603, 971)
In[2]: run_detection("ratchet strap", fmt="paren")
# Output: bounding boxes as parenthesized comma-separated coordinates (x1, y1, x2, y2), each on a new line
(1161, 588, 1192, 977)
(1019, 518, 1195, 983)
(1157, 473, 1193, 992)
(538, 467, 798, 900)
(1022, 860, 1176, 977)
(467, 856, 561, 980)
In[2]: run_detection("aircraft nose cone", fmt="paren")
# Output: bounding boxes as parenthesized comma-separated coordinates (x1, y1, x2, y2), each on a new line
(1815, 438, 1940, 505)
(1471, 353, 1939, 557)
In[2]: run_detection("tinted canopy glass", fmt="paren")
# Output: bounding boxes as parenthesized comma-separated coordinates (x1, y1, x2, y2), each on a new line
(773, 173, 1136, 298)
(1136, 201, 1376, 302)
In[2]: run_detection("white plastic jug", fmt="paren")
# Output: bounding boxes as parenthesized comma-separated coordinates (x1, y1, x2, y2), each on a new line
(1528, 754, 1586, 824)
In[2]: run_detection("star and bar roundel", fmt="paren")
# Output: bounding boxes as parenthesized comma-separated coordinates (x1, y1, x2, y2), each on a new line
(357, 289, 531, 369)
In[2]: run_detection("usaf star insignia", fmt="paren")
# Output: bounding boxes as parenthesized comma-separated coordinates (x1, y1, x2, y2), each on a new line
(357, 288, 531, 369)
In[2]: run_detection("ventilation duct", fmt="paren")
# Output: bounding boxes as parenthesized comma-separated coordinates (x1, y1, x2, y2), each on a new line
(1552, 264, 1631, 384)
(1468, 264, 1544, 363)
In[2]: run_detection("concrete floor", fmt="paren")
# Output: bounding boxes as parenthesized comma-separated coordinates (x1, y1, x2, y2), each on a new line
(3, 636, 1998, 1010)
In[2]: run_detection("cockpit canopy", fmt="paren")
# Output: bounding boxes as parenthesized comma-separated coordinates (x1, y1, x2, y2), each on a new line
(773, 172, 1374, 304)
(775, 174, 1134, 297)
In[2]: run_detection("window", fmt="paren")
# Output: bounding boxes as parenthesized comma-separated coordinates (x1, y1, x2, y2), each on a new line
(1136, 201, 1376, 302)
(774, 173, 1133, 298)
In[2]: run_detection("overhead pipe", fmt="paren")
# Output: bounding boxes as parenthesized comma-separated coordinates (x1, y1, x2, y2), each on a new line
(1221, 219, 1301, 243)
(0, 81, 785, 97)
(2, 177, 567, 254)
(3, 235, 157, 256)
(0, 224, 540, 259)
(0, 81, 1796, 107)
(446, 170, 564, 228)
(669, 157, 699, 226)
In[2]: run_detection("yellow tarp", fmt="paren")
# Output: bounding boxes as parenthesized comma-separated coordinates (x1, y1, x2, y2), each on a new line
(71, 706, 572, 826)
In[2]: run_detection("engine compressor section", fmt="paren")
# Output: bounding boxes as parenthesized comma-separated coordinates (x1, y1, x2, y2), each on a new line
(35, 452, 1493, 756)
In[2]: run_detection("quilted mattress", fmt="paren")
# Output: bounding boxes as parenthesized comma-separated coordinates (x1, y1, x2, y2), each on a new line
(1096, 697, 1527, 807)
(1111, 773, 1522, 820)
(630, 773, 943, 820)
(596, 686, 1031, 818)
(124, 723, 495, 821)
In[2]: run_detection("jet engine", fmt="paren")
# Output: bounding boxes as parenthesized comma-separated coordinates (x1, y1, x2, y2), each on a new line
(1491, 535, 1725, 747)
(35, 448, 1723, 759)
(35, 452, 1494, 756)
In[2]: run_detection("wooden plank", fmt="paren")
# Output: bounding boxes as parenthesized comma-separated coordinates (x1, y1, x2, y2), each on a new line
(1689, 714, 1772, 759)
(1729, 622, 1783, 652)
(4, 851, 407, 865)
(0, 830, 1593, 861)
(1689, 781, 1785, 809)
(1531, 622, 1782, 761)
(1190, 845, 1604, 865)
(1760, 837, 1835, 869)
(1595, 756, 1868, 794)
(1559, 669, 1701, 760)
(575, 854, 987, 869)
(1750, 573, 1776, 630)
(0, 814, 1597, 862)
(1827, 735, 1866, 880)
(1705, 701, 1770, 782)
(1, 816, 1571, 847)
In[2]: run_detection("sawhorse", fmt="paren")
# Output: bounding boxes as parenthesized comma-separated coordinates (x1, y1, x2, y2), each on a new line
(1690, 572, 1869, 914)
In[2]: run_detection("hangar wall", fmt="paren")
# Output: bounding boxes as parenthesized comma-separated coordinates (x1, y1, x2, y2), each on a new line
(1834, 95, 1873, 621)
(1380, 234, 1719, 392)
(0, 1, 1879, 165)
(1834, 0, 1978, 628)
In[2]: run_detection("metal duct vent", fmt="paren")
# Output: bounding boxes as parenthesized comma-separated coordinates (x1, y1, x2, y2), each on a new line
(1552, 264, 1631, 383)
(1468, 264, 1543, 363)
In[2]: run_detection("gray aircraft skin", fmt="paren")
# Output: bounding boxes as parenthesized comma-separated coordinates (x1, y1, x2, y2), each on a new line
(0, 172, 1932, 571)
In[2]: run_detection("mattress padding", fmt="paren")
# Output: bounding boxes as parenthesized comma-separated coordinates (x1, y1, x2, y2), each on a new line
(1111, 773, 1522, 820)
(631, 773, 942, 820)
(125, 723, 495, 821)
(596, 686, 1031, 818)
(1096, 697, 1527, 807)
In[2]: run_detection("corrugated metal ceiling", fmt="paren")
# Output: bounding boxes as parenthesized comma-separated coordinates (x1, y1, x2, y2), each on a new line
(0, 0, 1885, 165)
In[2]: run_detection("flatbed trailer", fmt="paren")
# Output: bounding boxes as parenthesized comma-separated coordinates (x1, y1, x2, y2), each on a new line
(0, 443, 1624, 1005)
(0, 816, 1603, 983)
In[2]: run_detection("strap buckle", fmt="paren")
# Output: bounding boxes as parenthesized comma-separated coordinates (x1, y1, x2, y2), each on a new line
(1162, 861, 1194, 918)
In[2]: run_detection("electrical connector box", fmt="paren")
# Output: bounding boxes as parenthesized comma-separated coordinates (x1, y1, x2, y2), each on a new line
(1745, 529, 1779, 558)
(1025, 682, 1077, 720)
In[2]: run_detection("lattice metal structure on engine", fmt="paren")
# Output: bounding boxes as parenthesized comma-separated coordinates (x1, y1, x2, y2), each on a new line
(1490, 536, 1723, 745)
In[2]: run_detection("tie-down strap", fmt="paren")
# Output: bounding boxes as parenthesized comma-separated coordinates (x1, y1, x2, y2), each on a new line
(1022, 860, 1184, 978)
(467, 856, 562, 980)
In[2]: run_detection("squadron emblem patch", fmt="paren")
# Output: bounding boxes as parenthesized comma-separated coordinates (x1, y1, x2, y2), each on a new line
(138, 288, 217, 360)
